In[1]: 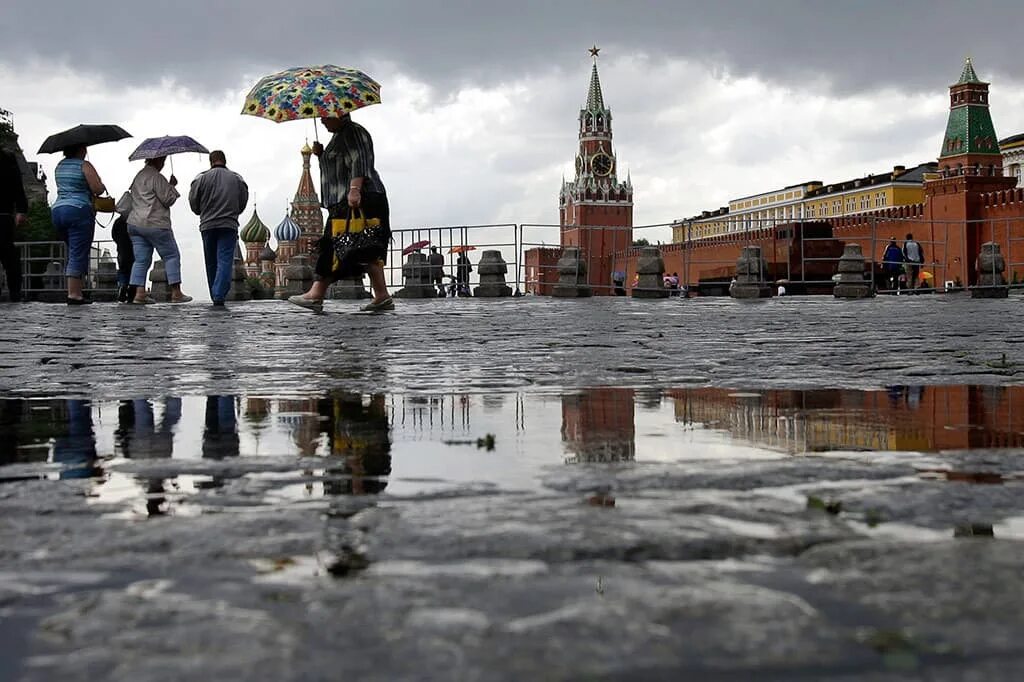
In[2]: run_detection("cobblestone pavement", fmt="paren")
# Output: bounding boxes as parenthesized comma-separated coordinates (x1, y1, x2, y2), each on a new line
(2, 295, 1024, 680)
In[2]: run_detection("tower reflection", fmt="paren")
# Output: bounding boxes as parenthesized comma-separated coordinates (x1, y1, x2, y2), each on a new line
(562, 388, 636, 463)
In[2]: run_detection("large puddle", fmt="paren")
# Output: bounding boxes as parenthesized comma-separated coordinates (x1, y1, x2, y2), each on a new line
(3, 385, 1024, 516)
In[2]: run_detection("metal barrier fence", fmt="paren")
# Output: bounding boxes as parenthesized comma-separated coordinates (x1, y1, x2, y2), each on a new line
(6, 240, 118, 300)
(388, 224, 520, 293)
(7, 216, 1023, 300)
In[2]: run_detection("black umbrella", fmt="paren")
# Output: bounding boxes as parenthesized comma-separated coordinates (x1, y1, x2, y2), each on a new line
(38, 124, 131, 154)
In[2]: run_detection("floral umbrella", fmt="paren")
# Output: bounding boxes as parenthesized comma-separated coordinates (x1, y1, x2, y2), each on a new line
(241, 65, 381, 123)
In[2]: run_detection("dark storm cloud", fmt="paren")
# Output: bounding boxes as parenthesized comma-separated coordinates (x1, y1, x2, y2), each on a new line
(2, 0, 1020, 94)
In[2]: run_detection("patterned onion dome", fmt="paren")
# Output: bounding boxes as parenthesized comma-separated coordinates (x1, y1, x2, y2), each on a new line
(274, 213, 301, 242)
(259, 244, 277, 261)
(240, 209, 270, 243)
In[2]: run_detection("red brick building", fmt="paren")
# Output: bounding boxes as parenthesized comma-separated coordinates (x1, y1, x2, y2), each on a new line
(642, 58, 1023, 291)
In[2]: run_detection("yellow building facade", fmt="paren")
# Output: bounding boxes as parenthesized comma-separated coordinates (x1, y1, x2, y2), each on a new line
(672, 162, 937, 242)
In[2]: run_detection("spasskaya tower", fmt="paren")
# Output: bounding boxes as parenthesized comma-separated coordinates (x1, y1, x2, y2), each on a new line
(559, 46, 634, 292)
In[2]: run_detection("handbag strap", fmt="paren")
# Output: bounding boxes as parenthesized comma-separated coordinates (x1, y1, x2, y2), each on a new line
(343, 206, 364, 234)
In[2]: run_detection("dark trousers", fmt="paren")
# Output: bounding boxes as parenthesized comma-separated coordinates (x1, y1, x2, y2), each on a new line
(202, 228, 237, 303)
(0, 215, 20, 300)
(0, 215, 21, 300)
(112, 216, 134, 286)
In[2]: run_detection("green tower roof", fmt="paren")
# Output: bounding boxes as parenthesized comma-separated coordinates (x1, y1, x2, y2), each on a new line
(940, 59, 1000, 159)
(958, 57, 981, 84)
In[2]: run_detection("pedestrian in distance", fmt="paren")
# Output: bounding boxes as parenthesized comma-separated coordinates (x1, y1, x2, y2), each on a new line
(189, 150, 249, 307)
(289, 113, 393, 312)
(428, 246, 445, 296)
(455, 251, 473, 297)
(51, 144, 107, 304)
(881, 237, 904, 291)
(0, 138, 28, 302)
(902, 232, 925, 289)
(126, 156, 192, 304)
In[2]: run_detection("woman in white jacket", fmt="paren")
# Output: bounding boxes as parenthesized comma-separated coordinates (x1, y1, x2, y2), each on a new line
(126, 156, 192, 304)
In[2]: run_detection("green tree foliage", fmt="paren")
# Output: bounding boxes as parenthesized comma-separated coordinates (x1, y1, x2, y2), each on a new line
(632, 238, 650, 247)
(22, 201, 56, 242)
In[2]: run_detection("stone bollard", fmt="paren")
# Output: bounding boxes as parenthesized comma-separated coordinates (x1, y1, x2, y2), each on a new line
(473, 250, 513, 297)
(149, 260, 170, 301)
(833, 244, 874, 299)
(329, 275, 370, 299)
(631, 246, 670, 299)
(394, 252, 437, 298)
(227, 259, 252, 301)
(730, 246, 772, 299)
(92, 261, 118, 302)
(972, 242, 1009, 298)
(41, 261, 65, 303)
(552, 247, 592, 297)
(282, 254, 315, 299)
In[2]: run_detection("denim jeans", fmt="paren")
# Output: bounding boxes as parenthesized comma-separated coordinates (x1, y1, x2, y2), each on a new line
(52, 205, 95, 278)
(201, 228, 237, 302)
(128, 224, 182, 286)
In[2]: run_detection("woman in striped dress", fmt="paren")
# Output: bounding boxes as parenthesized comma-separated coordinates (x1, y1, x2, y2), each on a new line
(51, 145, 106, 304)
(288, 113, 393, 312)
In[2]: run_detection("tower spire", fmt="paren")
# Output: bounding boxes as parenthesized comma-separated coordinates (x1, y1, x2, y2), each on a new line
(586, 46, 605, 111)
(958, 56, 980, 84)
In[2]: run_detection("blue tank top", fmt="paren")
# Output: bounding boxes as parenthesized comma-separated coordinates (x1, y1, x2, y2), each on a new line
(52, 158, 93, 210)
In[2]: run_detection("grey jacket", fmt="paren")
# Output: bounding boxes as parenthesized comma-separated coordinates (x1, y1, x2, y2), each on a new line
(188, 165, 249, 231)
(128, 165, 178, 229)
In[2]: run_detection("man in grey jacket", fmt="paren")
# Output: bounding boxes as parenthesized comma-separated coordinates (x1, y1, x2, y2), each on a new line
(189, 150, 248, 306)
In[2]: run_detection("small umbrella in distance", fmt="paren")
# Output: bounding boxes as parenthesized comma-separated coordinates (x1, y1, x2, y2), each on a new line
(449, 245, 477, 254)
(402, 240, 430, 256)
(38, 124, 131, 153)
(129, 135, 209, 161)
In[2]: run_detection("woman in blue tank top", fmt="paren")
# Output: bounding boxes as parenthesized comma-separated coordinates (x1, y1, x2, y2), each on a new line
(51, 145, 106, 304)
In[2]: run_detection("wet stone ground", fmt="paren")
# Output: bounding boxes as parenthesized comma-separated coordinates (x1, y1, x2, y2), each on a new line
(3, 295, 1024, 680)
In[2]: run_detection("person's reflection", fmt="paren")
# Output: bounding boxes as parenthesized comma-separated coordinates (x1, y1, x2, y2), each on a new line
(116, 398, 181, 516)
(319, 393, 391, 495)
(52, 399, 99, 479)
(203, 396, 239, 460)
(119, 398, 181, 460)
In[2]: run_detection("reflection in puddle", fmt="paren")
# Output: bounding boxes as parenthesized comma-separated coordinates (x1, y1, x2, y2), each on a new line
(2, 385, 1024, 516)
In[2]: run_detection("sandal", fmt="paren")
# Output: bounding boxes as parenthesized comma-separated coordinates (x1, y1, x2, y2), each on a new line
(288, 295, 324, 310)
(360, 297, 395, 312)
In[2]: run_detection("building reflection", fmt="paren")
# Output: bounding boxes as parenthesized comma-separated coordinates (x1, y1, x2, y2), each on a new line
(562, 388, 636, 463)
(668, 385, 1024, 453)
(317, 393, 391, 495)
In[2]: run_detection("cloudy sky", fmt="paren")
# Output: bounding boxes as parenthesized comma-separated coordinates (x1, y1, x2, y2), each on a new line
(2, 0, 1023, 297)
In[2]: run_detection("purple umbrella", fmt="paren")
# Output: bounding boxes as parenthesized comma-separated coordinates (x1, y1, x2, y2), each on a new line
(128, 135, 209, 161)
